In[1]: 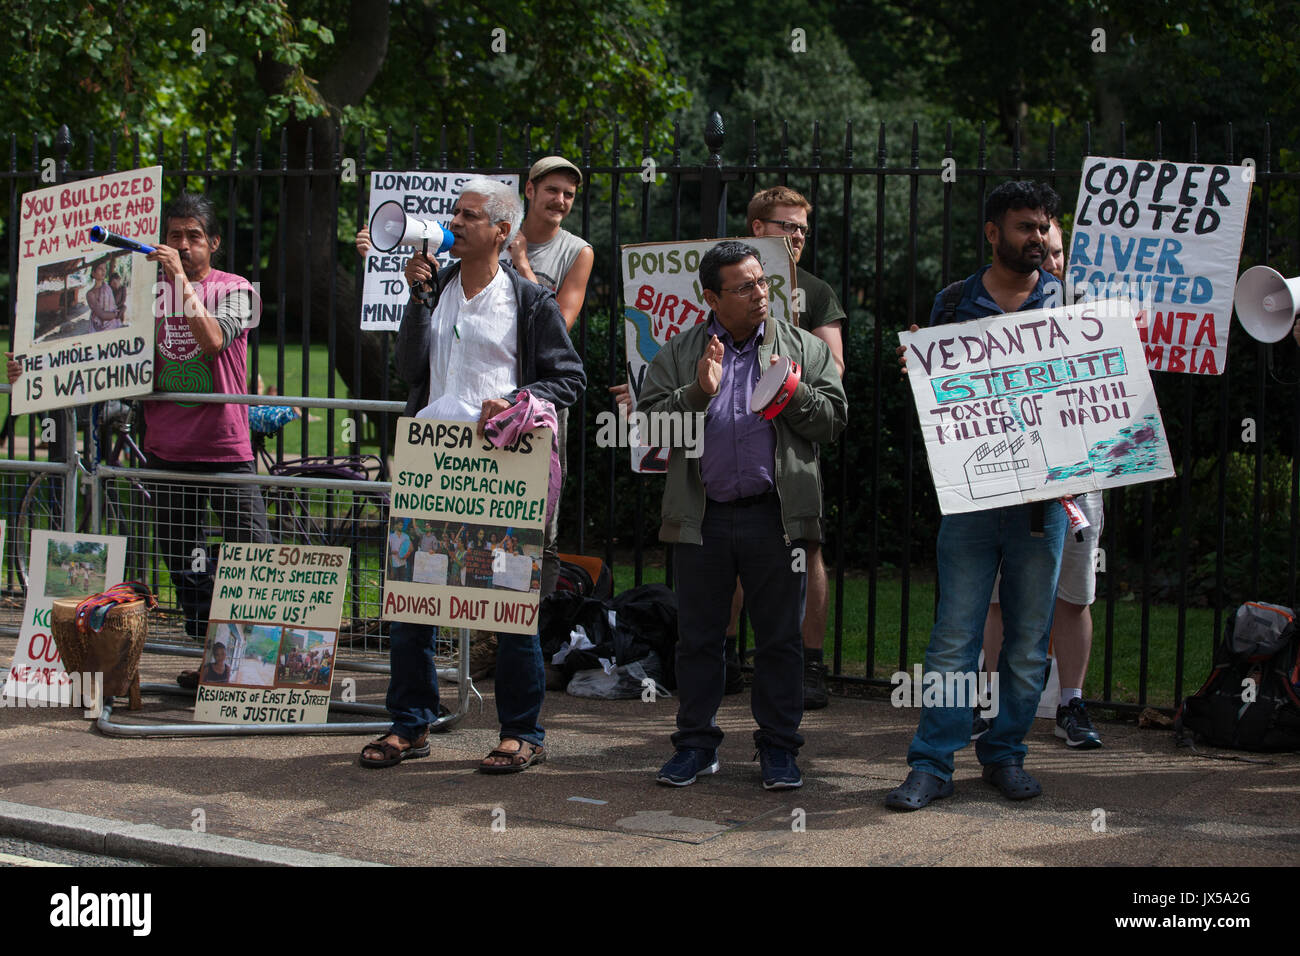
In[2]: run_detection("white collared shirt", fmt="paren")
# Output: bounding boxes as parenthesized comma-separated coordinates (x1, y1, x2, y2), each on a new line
(417, 266, 518, 421)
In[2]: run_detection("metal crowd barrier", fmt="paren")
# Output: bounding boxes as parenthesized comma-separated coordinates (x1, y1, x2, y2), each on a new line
(0, 389, 480, 736)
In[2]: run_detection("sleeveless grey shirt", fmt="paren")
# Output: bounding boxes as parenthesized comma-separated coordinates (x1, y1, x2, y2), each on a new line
(526, 228, 590, 292)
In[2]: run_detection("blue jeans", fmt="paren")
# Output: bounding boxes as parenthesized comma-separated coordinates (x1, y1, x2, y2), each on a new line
(906, 502, 1066, 781)
(386, 622, 545, 746)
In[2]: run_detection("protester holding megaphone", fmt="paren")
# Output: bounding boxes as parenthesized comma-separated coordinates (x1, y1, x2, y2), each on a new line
(362, 176, 584, 775)
(143, 192, 269, 638)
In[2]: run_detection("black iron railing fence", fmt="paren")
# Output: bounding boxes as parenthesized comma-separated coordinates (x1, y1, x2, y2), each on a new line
(2, 114, 1297, 711)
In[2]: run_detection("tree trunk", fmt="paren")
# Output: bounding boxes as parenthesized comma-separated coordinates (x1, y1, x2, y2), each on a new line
(258, 0, 392, 402)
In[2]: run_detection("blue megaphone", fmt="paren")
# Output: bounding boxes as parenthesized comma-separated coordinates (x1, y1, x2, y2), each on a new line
(89, 225, 156, 254)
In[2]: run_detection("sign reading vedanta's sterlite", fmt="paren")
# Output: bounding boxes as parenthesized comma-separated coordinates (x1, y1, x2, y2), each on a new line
(1068, 156, 1251, 375)
(901, 300, 1175, 514)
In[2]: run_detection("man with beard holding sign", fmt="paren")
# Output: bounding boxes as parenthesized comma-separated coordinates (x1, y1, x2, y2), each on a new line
(361, 177, 584, 773)
(890, 181, 1067, 811)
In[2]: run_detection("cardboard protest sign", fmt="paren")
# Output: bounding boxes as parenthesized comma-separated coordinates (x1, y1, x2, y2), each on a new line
(193, 543, 349, 725)
(620, 236, 796, 473)
(383, 417, 549, 633)
(10, 167, 163, 413)
(1069, 157, 1251, 375)
(360, 170, 519, 331)
(901, 301, 1175, 515)
(3, 530, 124, 706)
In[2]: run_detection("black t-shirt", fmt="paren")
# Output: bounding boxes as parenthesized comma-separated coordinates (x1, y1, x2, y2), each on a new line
(796, 266, 847, 331)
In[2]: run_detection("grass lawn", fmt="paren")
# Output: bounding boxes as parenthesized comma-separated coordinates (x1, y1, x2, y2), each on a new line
(608, 561, 1217, 711)
(250, 341, 387, 461)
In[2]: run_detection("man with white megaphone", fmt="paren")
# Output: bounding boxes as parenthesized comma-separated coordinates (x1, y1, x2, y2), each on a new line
(1233, 264, 1300, 345)
(359, 176, 584, 774)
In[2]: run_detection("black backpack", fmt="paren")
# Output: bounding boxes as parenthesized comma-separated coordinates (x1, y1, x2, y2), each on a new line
(554, 558, 613, 601)
(1176, 602, 1300, 752)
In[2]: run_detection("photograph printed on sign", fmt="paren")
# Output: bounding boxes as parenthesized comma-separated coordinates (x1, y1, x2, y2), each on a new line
(43, 539, 109, 599)
(901, 299, 1175, 514)
(390, 516, 542, 593)
(274, 628, 337, 690)
(201, 621, 281, 688)
(34, 251, 137, 344)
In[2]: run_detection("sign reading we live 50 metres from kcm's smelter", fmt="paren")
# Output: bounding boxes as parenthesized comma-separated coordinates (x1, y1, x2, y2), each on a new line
(1068, 156, 1251, 376)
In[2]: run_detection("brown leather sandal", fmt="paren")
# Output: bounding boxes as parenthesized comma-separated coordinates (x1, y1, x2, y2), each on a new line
(359, 732, 431, 769)
(478, 738, 546, 774)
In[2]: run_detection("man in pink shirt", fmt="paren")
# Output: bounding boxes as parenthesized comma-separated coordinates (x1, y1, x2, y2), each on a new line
(144, 192, 268, 637)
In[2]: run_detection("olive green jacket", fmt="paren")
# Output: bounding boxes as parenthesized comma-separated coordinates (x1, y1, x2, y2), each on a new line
(638, 315, 848, 545)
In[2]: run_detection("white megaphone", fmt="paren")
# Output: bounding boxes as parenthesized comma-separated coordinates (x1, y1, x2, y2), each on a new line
(1234, 265, 1300, 343)
(368, 200, 455, 255)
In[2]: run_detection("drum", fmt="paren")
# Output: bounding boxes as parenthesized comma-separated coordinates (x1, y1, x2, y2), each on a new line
(50, 596, 151, 698)
(750, 355, 802, 420)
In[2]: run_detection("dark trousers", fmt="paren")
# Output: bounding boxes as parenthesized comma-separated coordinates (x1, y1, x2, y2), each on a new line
(151, 455, 269, 636)
(540, 406, 567, 599)
(672, 494, 806, 753)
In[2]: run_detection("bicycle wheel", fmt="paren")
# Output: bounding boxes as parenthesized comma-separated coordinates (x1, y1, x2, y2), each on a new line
(15, 472, 88, 593)
(100, 477, 152, 586)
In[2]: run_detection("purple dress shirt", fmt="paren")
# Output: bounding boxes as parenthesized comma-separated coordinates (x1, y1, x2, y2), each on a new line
(699, 315, 776, 502)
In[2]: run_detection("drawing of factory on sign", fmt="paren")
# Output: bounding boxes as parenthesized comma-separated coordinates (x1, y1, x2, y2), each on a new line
(964, 432, 1049, 499)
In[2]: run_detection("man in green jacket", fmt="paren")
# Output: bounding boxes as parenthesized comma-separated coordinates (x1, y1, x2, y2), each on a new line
(639, 241, 847, 790)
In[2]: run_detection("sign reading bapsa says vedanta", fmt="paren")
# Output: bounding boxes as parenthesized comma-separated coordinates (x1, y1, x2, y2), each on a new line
(901, 300, 1175, 515)
(382, 417, 551, 634)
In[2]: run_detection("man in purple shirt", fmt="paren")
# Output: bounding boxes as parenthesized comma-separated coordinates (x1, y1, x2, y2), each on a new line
(639, 241, 847, 790)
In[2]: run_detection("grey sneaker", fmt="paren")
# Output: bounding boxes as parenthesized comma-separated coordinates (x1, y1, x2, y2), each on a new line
(1055, 697, 1103, 749)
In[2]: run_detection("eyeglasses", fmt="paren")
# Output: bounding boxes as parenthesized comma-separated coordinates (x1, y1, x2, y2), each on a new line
(721, 276, 771, 297)
(761, 218, 808, 236)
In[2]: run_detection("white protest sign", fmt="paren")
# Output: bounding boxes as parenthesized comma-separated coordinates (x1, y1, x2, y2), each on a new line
(620, 236, 795, 473)
(383, 418, 548, 633)
(360, 170, 519, 330)
(194, 543, 349, 725)
(901, 301, 1175, 514)
(1068, 156, 1251, 375)
(492, 551, 534, 592)
(11, 167, 163, 413)
(412, 549, 448, 585)
(3, 530, 124, 706)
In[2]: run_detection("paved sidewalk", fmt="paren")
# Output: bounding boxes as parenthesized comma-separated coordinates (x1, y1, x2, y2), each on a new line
(2, 637, 1298, 866)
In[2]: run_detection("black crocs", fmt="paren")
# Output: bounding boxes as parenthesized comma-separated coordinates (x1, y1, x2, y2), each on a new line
(982, 761, 1042, 800)
(885, 769, 955, 811)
